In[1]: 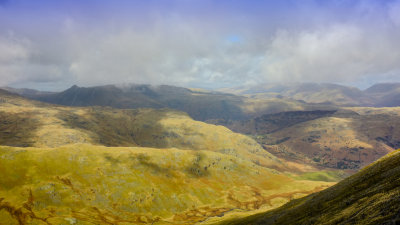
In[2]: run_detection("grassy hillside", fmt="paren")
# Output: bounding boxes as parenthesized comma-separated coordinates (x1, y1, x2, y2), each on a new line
(0, 90, 284, 170)
(0, 145, 333, 225)
(215, 149, 400, 225)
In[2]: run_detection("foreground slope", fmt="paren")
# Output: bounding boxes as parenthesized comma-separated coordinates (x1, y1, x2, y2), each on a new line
(217, 149, 400, 225)
(0, 145, 332, 225)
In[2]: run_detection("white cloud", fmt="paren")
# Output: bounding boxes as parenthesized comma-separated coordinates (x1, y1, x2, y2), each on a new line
(0, 35, 31, 86)
(0, 36, 29, 63)
(0, 34, 65, 87)
(65, 19, 261, 88)
(261, 24, 400, 83)
(1, 0, 400, 90)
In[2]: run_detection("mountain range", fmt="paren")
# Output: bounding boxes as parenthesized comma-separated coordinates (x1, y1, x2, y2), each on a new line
(1, 82, 400, 224)
(220, 82, 400, 107)
(2, 84, 335, 121)
(3, 83, 400, 172)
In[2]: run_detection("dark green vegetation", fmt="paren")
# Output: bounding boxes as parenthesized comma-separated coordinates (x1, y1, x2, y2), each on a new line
(216, 149, 400, 225)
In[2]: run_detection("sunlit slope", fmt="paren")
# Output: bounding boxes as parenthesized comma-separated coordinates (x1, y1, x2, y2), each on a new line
(0, 145, 332, 225)
(260, 115, 396, 169)
(219, 108, 400, 170)
(217, 149, 400, 225)
(0, 90, 283, 169)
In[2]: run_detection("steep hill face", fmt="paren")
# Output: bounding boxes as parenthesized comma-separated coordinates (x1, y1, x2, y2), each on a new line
(214, 109, 400, 170)
(5, 84, 334, 121)
(216, 149, 400, 225)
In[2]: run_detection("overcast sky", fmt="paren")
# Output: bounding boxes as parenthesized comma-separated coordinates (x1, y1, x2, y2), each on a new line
(1, 0, 400, 91)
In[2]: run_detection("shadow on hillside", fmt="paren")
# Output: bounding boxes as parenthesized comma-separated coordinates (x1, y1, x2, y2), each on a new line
(0, 111, 40, 147)
(57, 107, 170, 147)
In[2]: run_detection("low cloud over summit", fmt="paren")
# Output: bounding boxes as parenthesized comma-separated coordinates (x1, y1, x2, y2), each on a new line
(1, 0, 400, 90)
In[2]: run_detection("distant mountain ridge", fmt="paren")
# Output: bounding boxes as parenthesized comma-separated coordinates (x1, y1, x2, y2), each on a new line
(6, 82, 398, 113)
(220, 82, 400, 107)
(1, 86, 55, 97)
(365, 83, 400, 107)
(3, 83, 332, 121)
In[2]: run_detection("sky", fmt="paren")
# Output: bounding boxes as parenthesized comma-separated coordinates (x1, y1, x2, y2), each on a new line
(1, 0, 400, 91)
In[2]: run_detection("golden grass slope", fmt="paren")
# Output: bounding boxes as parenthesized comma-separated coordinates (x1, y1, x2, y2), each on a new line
(0, 144, 333, 225)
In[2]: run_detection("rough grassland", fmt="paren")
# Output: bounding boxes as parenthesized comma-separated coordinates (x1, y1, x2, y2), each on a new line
(0, 145, 332, 225)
